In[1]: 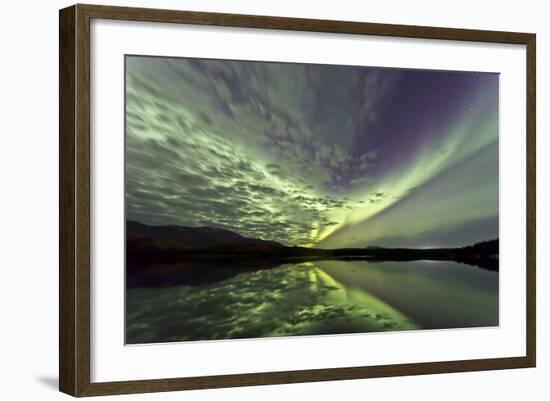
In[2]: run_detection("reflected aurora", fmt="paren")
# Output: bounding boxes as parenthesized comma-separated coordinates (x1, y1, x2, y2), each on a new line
(127, 262, 419, 343)
(127, 260, 497, 343)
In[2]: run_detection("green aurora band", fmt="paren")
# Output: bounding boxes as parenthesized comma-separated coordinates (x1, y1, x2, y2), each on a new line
(125, 56, 498, 249)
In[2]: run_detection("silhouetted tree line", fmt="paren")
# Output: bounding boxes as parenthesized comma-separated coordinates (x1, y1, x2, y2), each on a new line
(460, 239, 499, 255)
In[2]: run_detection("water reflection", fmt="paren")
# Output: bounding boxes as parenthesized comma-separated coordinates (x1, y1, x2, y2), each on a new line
(126, 260, 498, 344)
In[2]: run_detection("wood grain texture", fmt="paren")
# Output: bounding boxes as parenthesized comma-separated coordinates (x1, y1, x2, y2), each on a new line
(59, 3, 537, 397)
(525, 34, 536, 367)
(59, 5, 76, 396)
(75, 4, 92, 396)
(60, 4, 92, 396)
(78, 3, 533, 43)
(78, 356, 533, 397)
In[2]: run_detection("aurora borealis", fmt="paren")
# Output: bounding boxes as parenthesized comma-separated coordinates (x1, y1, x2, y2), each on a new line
(125, 56, 499, 249)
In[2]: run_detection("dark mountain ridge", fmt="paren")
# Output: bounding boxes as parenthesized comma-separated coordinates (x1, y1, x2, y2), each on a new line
(127, 221, 498, 266)
(127, 220, 283, 249)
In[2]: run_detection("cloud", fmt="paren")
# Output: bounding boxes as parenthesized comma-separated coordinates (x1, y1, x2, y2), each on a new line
(125, 56, 398, 245)
(125, 119, 360, 245)
(126, 56, 400, 192)
(125, 55, 498, 248)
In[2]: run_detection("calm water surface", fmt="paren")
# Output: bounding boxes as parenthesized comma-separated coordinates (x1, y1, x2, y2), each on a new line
(126, 260, 498, 344)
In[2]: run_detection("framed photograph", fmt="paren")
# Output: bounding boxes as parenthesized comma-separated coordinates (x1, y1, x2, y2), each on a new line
(59, 4, 536, 397)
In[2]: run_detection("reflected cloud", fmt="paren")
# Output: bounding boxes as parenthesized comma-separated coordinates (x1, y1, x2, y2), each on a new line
(126, 262, 418, 344)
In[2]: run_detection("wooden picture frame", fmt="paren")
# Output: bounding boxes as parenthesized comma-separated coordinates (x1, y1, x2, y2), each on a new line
(59, 3, 536, 397)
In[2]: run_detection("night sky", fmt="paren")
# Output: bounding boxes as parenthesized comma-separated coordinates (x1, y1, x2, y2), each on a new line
(125, 56, 499, 249)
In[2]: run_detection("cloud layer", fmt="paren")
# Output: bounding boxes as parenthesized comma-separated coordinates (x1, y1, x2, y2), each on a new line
(126, 56, 499, 248)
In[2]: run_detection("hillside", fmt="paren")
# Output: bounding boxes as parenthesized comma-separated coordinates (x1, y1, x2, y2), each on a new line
(127, 220, 283, 249)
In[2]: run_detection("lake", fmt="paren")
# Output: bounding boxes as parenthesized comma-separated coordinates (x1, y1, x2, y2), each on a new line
(126, 260, 498, 344)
